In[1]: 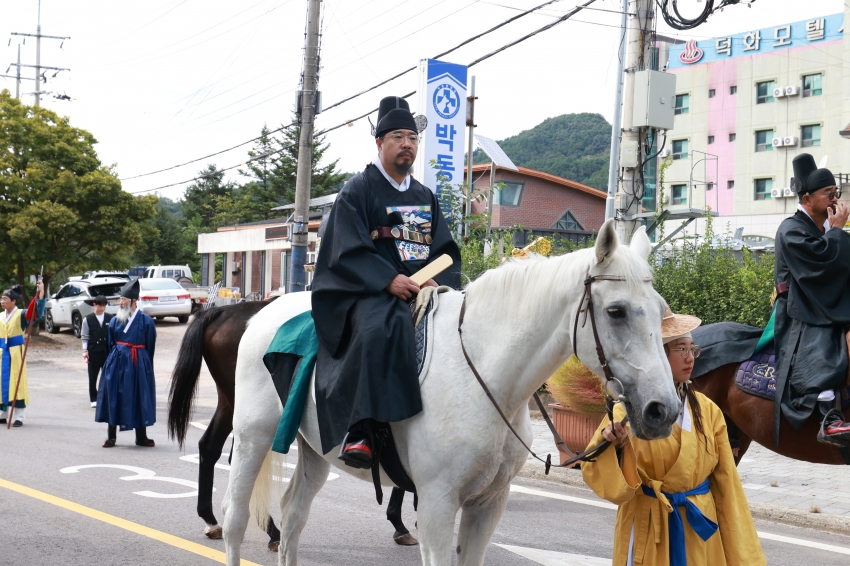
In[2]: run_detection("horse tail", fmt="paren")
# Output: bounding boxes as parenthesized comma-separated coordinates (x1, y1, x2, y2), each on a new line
(249, 450, 286, 531)
(167, 308, 224, 448)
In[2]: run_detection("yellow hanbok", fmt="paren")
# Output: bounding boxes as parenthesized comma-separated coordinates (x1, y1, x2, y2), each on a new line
(582, 392, 766, 566)
(1, 308, 30, 407)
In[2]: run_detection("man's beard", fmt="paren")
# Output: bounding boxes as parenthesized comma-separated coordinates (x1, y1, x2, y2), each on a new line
(392, 150, 414, 176)
(116, 304, 132, 324)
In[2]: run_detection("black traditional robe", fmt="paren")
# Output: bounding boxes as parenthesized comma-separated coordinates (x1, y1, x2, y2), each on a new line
(311, 163, 461, 453)
(773, 210, 850, 440)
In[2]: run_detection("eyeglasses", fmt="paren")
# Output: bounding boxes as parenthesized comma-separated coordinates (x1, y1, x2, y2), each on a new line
(825, 189, 842, 200)
(383, 132, 420, 145)
(668, 345, 701, 359)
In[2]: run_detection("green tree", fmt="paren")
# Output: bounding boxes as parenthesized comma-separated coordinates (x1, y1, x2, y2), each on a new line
(471, 113, 611, 190)
(180, 164, 236, 228)
(134, 197, 198, 271)
(0, 90, 157, 290)
(237, 118, 347, 221)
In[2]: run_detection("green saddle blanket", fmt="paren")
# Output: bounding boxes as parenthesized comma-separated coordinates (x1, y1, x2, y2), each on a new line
(264, 310, 318, 454)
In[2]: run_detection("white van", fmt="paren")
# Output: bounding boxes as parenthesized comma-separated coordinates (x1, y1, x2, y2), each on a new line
(143, 265, 193, 281)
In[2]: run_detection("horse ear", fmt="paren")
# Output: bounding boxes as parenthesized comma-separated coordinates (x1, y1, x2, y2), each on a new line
(595, 219, 618, 264)
(630, 226, 652, 260)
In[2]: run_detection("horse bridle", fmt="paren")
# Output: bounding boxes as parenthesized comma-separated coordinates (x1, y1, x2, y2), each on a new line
(457, 271, 652, 473)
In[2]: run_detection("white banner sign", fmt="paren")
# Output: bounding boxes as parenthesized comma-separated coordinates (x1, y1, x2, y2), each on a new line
(414, 58, 467, 200)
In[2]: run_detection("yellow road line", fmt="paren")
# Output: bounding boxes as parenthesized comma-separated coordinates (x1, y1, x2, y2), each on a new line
(0, 477, 260, 566)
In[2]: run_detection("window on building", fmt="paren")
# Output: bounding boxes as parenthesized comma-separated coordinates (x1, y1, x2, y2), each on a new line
(730, 85, 737, 95)
(727, 180, 735, 190)
(802, 73, 822, 97)
(671, 184, 687, 205)
(672, 139, 688, 160)
(707, 135, 715, 144)
(495, 182, 524, 206)
(756, 80, 776, 104)
(801, 124, 821, 147)
(554, 211, 584, 230)
(708, 89, 716, 98)
(706, 182, 715, 191)
(729, 133, 736, 142)
(755, 178, 773, 201)
(674, 94, 690, 115)
(755, 129, 774, 152)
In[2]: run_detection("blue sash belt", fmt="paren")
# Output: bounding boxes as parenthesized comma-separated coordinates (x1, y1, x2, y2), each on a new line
(0, 335, 25, 350)
(641, 478, 719, 566)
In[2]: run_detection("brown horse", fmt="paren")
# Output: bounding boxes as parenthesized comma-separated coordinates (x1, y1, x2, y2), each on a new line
(694, 363, 850, 465)
(167, 300, 416, 550)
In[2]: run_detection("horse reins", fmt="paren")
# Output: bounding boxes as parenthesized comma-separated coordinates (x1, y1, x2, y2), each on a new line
(457, 271, 651, 473)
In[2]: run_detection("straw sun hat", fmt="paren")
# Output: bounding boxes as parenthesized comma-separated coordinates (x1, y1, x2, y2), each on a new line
(661, 308, 702, 344)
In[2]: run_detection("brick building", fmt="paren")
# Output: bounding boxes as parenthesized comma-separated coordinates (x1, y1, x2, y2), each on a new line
(467, 164, 606, 239)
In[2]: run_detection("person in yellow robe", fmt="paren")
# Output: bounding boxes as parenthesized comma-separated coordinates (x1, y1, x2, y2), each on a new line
(0, 282, 46, 427)
(582, 309, 765, 566)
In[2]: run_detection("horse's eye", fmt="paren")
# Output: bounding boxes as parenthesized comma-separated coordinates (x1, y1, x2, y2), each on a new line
(607, 306, 626, 319)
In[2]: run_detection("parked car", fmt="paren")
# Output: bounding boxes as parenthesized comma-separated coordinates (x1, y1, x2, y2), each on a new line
(137, 278, 192, 323)
(80, 270, 131, 281)
(45, 278, 126, 337)
(143, 265, 193, 283)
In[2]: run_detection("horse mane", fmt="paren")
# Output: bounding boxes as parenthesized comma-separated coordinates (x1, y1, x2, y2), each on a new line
(464, 245, 653, 324)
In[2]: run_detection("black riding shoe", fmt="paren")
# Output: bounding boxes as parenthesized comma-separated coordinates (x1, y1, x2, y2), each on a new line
(338, 434, 373, 469)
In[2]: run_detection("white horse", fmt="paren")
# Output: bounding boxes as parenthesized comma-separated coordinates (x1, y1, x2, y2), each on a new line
(222, 220, 680, 566)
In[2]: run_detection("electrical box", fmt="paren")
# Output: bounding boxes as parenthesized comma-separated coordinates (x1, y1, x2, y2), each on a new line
(632, 70, 677, 130)
(620, 140, 639, 168)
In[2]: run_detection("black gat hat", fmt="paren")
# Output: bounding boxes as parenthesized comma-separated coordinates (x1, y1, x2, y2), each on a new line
(119, 279, 140, 300)
(1, 285, 21, 301)
(372, 96, 427, 138)
(791, 153, 836, 196)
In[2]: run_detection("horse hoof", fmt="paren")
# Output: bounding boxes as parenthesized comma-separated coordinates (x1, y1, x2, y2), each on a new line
(204, 525, 222, 539)
(268, 540, 280, 552)
(393, 532, 419, 546)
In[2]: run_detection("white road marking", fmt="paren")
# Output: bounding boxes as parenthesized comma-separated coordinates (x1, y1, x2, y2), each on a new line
(495, 544, 609, 565)
(509, 485, 617, 510)
(188, 421, 233, 438)
(511, 483, 850, 555)
(742, 482, 767, 490)
(757, 532, 850, 555)
(178, 453, 339, 482)
(60, 464, 200, 499)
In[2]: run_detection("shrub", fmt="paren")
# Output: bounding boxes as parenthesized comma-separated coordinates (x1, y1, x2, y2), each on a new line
(652, 240, 774, 328)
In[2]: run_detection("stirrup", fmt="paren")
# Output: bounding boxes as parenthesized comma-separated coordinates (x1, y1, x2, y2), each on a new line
(817, 409, 850, 447)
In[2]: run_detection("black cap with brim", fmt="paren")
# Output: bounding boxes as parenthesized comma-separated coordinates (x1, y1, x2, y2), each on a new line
(374, 96, 418, 138)
(119, 279, 140, 300)
(84, 295, 109, 306)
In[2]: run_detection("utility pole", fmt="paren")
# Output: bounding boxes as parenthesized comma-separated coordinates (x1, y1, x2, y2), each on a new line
(605, 0, 629, 221)
(9, 0, 70, 106)
(615, 0, 653, 242)
(465, 76, 476, 237)
(289, 0, 322, 294)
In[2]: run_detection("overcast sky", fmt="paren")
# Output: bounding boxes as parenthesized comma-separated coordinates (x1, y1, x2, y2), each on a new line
(0, 0, 843, 200)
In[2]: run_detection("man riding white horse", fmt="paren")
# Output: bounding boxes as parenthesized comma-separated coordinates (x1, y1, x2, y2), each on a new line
(774, 153, 850, 446)
(311, 95, 462, 469)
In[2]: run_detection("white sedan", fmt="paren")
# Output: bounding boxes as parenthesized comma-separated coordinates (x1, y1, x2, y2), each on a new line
(137, 278, 192, 323)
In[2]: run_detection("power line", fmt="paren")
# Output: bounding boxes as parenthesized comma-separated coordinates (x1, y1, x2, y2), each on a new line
(129, 0, 603, 194)
(127, 0, 573, 182)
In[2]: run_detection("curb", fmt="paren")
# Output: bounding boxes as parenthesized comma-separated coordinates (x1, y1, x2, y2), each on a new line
(516, 462, 850, 535)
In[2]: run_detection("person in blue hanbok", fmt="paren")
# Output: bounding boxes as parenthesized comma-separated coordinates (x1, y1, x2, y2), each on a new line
(95, 279, 157, 447)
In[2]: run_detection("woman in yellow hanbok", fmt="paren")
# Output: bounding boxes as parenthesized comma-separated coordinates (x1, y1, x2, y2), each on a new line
(582, 310, 766, 566)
